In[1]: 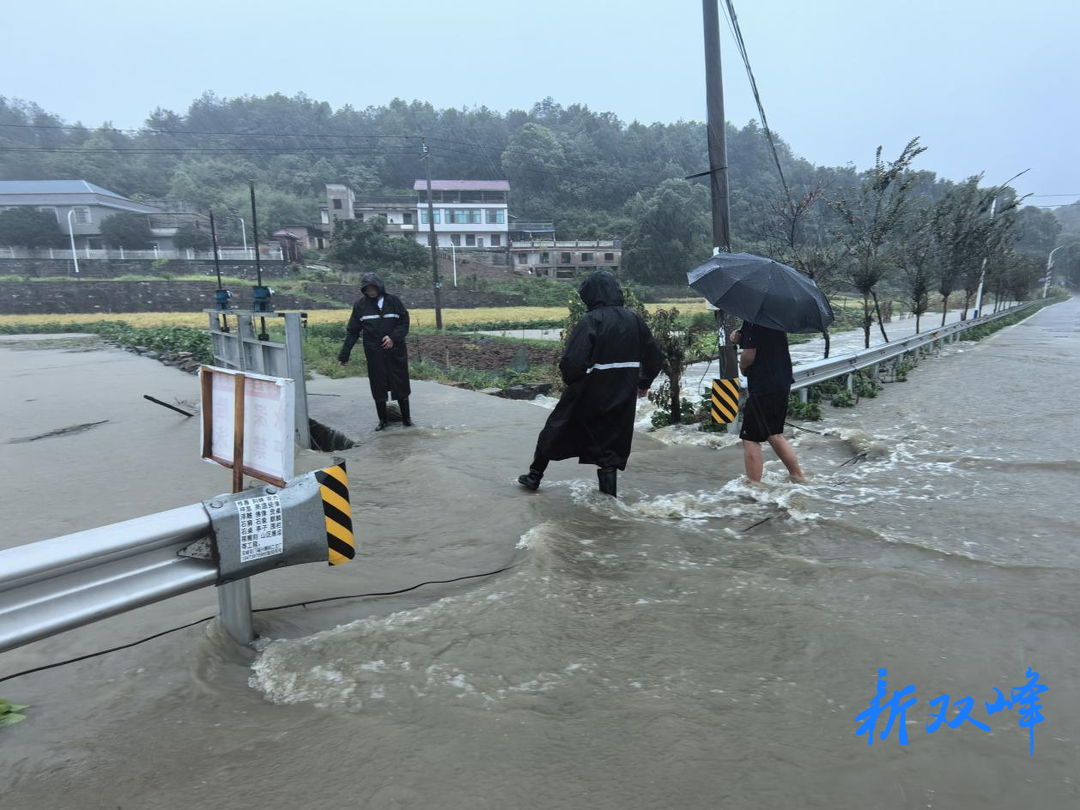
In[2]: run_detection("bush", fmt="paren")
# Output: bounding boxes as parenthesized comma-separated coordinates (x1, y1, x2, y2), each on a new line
(830, 390, 855, 408)
(787, 393, 822, 421)
(174, 223, 212, 251)
(693, 391, 729, 433)
(853, 370, 881, 399)
(99, 212, 154, 249)
(0, 207, 65, 248)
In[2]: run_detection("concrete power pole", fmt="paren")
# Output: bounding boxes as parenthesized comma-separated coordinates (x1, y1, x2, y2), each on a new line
(421, 138, 444, 330)
(702, 0, 738, 381)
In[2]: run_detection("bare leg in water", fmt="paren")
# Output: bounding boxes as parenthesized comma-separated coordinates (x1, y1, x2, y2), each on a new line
(742, 435, 807, 483)
(767, 434, 806, 482)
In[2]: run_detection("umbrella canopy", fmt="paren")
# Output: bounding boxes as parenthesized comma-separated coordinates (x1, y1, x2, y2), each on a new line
(687, 252, 835, 334)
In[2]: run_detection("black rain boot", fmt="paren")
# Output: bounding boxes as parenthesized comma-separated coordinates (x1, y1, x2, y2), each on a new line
(518, 469, 543, 491)
(597, 467, 617, 497)
(398, 398, 413, 426)
(374, 399, 389, 431)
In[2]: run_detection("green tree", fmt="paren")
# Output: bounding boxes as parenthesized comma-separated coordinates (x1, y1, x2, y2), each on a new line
(501, 123, 566, 196)
(831, 137, 926, 348)
(99, 211, 154, 249)
(930, 177, 1018, 323)
(763, 181, 844, 356)
(622, 179, 712, 285)
(1014, 206, 1062, 255)
(329, 216, 428, 272)
(894, 212, 934, 333)
(0, 207, 65, 248)
(644, 307, 709, 426)
(174, 222, 212, 251)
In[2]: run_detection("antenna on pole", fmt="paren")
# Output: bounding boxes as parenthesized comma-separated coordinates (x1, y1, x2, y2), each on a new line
(209, 210, 232, 320)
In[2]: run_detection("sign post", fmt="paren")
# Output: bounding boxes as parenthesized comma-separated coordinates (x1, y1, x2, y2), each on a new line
(199, 365, 296, 643)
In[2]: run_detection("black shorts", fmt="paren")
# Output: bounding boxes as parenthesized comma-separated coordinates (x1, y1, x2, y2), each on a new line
(739, 391, 789, 442)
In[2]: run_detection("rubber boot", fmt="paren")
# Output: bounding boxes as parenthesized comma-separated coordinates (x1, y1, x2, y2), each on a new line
(374, 399, 389, 431)
(518, 469, 543, 491)
(597, 467, 617, 497)
(398, 398, 413, 426)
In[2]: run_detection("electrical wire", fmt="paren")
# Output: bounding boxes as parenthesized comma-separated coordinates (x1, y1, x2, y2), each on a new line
(720, 0, 793, 208)
(0, 562, 518, 685)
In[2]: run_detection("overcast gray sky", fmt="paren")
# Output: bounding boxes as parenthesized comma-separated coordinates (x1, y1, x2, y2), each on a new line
(4, 0, 1077, 204)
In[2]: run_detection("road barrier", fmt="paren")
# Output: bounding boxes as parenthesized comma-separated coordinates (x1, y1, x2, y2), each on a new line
(0, 462, 353, 654)
(788, 302, 1037, 394)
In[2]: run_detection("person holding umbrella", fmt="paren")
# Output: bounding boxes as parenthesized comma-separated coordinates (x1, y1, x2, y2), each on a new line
(518, 271, 664, 497)
(337, 272, 413, 430)
(730, 322, 805, 483)
(687, 252, 833, 484)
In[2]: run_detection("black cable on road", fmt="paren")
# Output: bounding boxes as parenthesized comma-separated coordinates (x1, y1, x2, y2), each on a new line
(0, 563, 518, 685)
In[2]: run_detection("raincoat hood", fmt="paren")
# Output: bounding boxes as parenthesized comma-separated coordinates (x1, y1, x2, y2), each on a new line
(361, 272, 386, 297)
(578, 271, 624, 311)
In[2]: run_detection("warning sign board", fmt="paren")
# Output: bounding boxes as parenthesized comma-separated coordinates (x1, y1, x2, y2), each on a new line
(236, 494, 284, 563)
(199, 365, 295, 487)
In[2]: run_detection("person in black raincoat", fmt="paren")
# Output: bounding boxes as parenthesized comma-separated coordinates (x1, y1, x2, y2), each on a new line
(518, 271, 664, 496)
(337, 272, 412, 430)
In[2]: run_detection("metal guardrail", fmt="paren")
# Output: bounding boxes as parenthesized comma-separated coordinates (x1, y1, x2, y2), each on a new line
(787, 302, 1037, 393)
(0, 465, 351, 653)
(0, 506, 217, 653)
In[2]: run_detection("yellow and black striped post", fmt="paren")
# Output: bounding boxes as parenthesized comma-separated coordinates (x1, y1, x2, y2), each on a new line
(711, 378, 740, 424)
(314, 462, 355, 566)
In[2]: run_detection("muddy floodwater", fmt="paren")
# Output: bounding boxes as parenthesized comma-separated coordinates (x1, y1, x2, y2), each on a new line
(1, 300, 1078, 810)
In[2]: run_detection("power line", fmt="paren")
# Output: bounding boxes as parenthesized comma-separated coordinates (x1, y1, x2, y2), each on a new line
(720, 0, 793, 206)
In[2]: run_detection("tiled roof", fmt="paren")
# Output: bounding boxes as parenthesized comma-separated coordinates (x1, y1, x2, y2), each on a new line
(0, 179, 125, 197)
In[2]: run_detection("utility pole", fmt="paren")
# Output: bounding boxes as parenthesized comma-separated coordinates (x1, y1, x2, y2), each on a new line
(249, 180, 270, 340)
(421, 137, 444, 330)
(702, 0, 738, 381)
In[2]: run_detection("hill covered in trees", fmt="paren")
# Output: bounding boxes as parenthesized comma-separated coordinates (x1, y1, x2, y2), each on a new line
(0, 92, 1074, 299)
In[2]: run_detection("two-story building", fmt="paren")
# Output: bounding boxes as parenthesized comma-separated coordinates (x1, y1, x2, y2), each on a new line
(319, 185, 418, 241)
(412, 179, 510, 249)
(510, 239, 622, 280)
(0, 180, 171, 250)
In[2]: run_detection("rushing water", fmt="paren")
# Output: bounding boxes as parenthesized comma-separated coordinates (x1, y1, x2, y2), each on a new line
(2, 300, 1078, 810)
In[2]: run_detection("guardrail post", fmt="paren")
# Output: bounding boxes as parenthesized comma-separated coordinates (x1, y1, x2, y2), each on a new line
(845, 374, 854, 393)
(871, 363, 880, 384)
(798, 388, 808, 404)
(217, 580, 255, 644)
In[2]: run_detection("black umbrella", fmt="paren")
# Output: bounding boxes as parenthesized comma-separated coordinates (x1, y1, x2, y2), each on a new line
(687, 252, 835, 334)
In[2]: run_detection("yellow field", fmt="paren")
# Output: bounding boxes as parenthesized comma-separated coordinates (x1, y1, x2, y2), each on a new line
(0, 301, 710, 330)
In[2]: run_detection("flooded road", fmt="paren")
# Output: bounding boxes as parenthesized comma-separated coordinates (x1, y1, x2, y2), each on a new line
(2, 299, 1078, 809)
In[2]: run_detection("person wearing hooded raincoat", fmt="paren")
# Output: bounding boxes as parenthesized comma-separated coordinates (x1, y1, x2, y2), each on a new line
(518, 271, 664, 496)
(337, 272, 412, 430)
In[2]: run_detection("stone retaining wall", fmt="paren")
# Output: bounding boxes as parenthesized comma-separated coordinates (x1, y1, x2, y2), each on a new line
(0, 257, 291, 280)
(0, 281, 525, 315)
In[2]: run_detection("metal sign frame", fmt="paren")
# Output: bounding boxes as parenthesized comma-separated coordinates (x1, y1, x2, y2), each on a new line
(207, 310, 310, 449)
